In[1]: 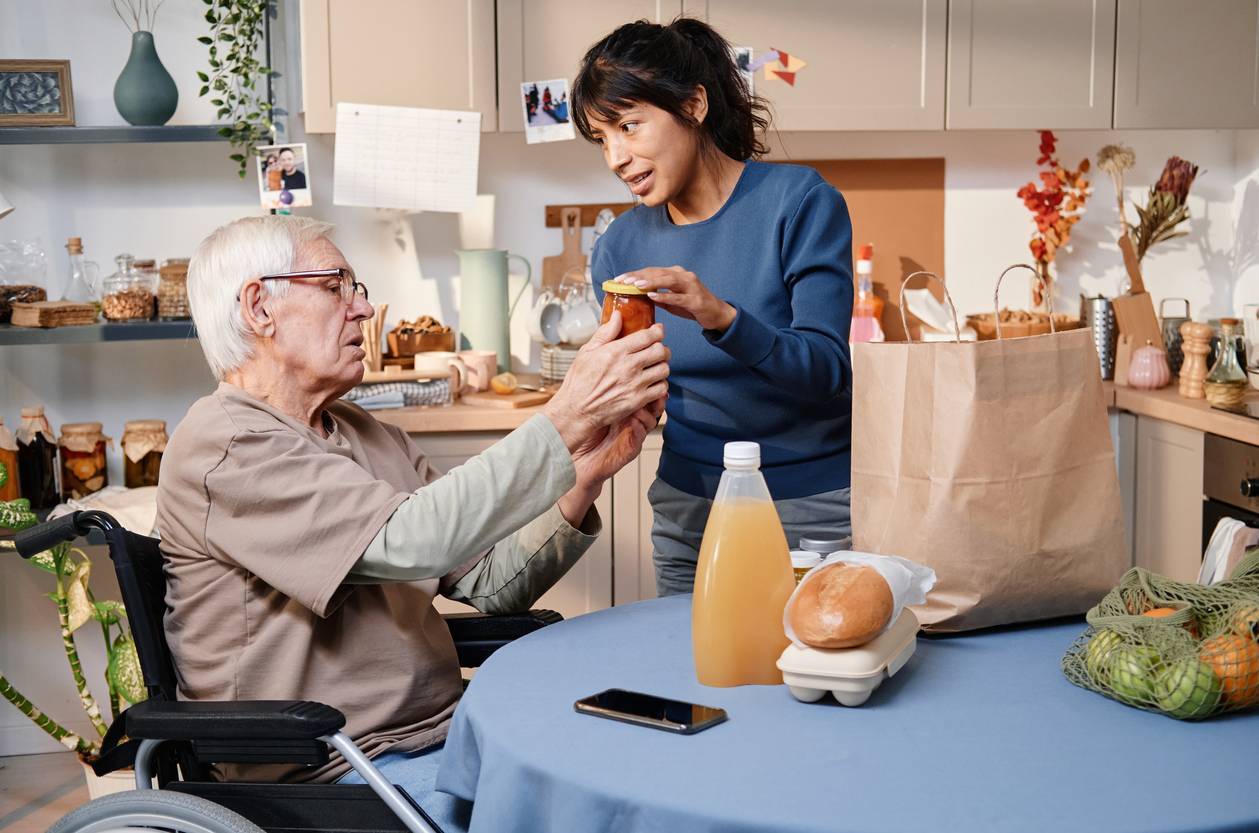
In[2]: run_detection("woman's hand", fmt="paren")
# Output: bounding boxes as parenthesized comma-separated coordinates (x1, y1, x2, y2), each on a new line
(622, 266, 737, 333)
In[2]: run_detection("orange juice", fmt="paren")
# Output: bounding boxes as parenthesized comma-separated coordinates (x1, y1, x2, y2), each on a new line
(692, 442, 796, 687)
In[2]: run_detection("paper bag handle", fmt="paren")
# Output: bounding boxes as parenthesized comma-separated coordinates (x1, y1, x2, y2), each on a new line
(898, 271, 962, 343)
(993, 264, 1056, 340)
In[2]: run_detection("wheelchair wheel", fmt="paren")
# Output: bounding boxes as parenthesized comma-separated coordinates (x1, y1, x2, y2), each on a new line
(48, 790, 264, 833)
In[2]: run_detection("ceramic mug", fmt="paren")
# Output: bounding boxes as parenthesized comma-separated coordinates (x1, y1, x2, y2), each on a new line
(527, 290, 565, 344)
(458, 349, 498, 392)
(413, 351, 469, 393)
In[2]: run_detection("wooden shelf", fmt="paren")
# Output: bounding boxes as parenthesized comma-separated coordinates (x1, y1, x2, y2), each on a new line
(0, 320, 197, 346)
(0, 125, 226, 145)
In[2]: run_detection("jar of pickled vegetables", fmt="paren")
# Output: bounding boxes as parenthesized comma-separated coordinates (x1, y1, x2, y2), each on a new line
(121, 419, 167, 488)
(58, 422, 111, 500)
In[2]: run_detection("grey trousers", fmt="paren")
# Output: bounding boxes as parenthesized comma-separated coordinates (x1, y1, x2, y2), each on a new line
(649, 477, 853, 597)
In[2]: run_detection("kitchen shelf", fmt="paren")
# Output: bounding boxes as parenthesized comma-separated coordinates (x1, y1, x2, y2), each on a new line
(0, 320, 197, 346)
(0, 125, 226, 145)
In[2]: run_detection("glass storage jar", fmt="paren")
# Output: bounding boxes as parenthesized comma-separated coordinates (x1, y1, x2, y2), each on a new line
(600, 280, 655, 336)
(58, 422, 111, 500)
(101, 253, 156, 321)
(121, 419, 167, 488)
(0, 418, 19, 502)
(16, 406, 58, 510)
(157, 258, 191, 319)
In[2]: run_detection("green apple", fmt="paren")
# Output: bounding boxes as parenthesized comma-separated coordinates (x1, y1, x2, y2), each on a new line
(1108, 645, 1162, 704)
(1155, 657, 1222, 719)
(1086, 629, 1124, 684)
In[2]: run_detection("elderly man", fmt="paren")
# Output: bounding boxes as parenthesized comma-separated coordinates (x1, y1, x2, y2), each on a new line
(156, 217, 667, 818)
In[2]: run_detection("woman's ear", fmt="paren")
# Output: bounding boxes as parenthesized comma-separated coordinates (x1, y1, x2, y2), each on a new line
(685, 85, 710, 125)
(239, 280, 276, 338)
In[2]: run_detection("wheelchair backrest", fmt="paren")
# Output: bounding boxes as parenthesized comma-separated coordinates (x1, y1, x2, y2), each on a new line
(99, 524, 180, 701)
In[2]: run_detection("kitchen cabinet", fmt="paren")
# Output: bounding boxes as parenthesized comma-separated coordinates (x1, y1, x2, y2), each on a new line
(611, 431, 664, 605)
(495, 0, 683, 133)
(1111, 410, 1138, 568)
(299, 0, 497, 134)
(947, 0, 1116, 129)
(419, 431, 613, 619)
(1133, 416, 1204, 583)
(1113, 0, 1259, 128)
(683, 0, 947, 130)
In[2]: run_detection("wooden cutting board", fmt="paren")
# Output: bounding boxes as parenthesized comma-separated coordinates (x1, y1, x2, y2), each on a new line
(461, 389, 555, 409)
(541, 206, 587, 293)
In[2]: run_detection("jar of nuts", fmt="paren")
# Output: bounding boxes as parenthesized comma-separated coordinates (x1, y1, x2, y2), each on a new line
(157, 258, 191, 320)
(101, 253, 156, 321)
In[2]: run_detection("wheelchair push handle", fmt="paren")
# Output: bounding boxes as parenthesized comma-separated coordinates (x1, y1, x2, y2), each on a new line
(14, 510, 121, 558)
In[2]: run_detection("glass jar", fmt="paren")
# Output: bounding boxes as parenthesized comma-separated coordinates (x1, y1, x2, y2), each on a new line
(16, 406, 58, 510)
(58, 422, 111, 501)
(0, 418, 19, 502)
(1204, 318, 1248, 412)
(600, 280, 655, 336)
(157, 258, 191, 319)
(0, 239, 48, 323)
(121, 419, 167, 488)
(101, 253, 156, 321)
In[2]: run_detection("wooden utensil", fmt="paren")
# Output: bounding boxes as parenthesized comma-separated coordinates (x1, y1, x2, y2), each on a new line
(361, 302, 387, 372)
(541, 206, 587, 294)
(1178, 320, 1213, 399)
(460, 388, 554, 409)
(1117, 235, 1145, 294)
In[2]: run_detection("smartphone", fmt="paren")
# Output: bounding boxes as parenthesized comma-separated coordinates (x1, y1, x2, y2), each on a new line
(574, 688, 728, 735)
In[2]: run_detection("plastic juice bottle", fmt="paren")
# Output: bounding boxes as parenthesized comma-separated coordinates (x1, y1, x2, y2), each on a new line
(849, 243, 885, 343)
(692, 442, 796, 687)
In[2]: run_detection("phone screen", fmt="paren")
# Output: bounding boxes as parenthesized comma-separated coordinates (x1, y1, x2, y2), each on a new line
(574, 688, 728, 734)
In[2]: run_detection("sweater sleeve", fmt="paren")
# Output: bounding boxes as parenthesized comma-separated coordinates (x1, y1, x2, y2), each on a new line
(703, 182, 854, 403)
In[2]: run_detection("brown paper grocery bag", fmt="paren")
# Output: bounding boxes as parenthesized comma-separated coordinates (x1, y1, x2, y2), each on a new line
(852, 270, 1127, 631)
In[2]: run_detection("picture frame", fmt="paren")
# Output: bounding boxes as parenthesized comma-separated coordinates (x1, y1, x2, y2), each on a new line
(0, 60, 75, 126)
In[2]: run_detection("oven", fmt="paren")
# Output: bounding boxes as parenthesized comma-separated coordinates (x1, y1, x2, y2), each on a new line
(1202, 433, 1259, 552)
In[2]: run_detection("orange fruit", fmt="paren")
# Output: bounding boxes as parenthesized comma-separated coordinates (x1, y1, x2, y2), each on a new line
(1141, 606, 1198, 638)
(1232, 606, 1259, 642)
(490, 372, 518, 395)
(1199, 633, 1259, 706)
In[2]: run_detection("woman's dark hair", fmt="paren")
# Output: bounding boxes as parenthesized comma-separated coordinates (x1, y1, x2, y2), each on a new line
(571, 17, 771, 161)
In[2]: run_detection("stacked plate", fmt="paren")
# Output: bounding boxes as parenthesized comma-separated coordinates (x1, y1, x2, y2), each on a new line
(540, 343, 581, 383)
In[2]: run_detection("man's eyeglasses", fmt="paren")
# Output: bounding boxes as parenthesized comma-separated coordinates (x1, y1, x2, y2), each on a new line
(255, 268, 369, 305)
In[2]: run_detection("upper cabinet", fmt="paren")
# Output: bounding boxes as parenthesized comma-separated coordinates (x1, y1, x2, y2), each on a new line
(683, 0, 947, 131)
(300, 0, 497, 134)
(947, 0, 1116, 129)
(495, 1, 684, 132)
(1113, 0, 1259, 129)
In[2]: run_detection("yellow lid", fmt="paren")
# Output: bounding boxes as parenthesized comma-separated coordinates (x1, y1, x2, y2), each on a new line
(602, 280, 647, 296)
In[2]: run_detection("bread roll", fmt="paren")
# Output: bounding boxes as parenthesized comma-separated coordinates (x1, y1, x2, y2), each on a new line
(789, 563, 893, 649)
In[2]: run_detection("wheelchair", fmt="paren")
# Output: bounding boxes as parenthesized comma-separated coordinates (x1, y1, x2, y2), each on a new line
(15, 510, 562, 833)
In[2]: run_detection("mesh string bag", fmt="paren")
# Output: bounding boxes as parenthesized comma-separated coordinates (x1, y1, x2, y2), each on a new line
(1062, 548, 1259, 719)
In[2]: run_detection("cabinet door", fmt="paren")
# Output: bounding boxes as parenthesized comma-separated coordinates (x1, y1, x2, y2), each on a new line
(496, 0, 684, 132)
(683, 0, 946, 130)
(1114, 0, 1259, 128)
(414, 432, 613, 620)
(947, 0, 1116, 129)
(611, 431, 664, 605)
(1133, 417, 1204, 583)
(300, 0, 497, 134)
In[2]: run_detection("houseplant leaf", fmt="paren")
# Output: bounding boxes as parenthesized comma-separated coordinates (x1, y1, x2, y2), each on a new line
(107, 634, 146, 705)
(66, 560, 93, 633)
(92, 600, 127, 627)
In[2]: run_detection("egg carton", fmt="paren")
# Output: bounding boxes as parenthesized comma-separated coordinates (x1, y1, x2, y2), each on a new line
(777, 609, 919, 706)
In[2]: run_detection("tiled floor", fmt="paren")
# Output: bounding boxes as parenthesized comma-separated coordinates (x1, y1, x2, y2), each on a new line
(0, 752, 88, 833)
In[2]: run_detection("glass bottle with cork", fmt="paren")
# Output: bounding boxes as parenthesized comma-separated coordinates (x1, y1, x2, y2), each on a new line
(58, 422, 111, 501)
(1204, 318, 1248, 411)
(62, 237, 101, 304)
(16, 407, 58, 510)
(121, 419, 167, 487)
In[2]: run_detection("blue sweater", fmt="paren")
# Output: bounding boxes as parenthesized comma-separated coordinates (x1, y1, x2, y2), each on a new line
(591, 161, 853, 500)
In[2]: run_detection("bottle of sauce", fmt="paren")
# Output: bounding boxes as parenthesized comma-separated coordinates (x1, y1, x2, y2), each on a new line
(0, 419, 19, 502)
(600, 280, 655, 335)
(849, 243, 885, 344)
(692, 441, 795, 686)
(16, 407, 58, 510)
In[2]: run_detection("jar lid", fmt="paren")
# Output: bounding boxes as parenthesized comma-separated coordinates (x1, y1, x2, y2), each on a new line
(20, 406, 45, 418)
(790, 552, 823, 570)
(1220, 317, 1240, 326)
(799, 536, 850, 554)
(124, 419, 166, 432)
(602, 280, 647, 296)
(61, 422, 104, 435)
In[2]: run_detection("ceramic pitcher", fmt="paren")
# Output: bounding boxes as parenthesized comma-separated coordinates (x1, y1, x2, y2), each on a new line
(456, 249, 531, 373)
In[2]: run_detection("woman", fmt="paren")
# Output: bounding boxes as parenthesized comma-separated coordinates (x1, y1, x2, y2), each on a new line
(574, 18, 855, 596)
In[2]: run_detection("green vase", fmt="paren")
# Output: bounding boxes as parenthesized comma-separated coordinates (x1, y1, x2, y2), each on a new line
(113, 31, 178, 126)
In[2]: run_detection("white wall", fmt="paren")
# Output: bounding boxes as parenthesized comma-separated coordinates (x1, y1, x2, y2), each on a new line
(3, 0, 1259, 755)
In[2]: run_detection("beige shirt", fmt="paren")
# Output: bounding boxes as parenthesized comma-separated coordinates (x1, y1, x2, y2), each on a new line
(156, 382, 594, 782)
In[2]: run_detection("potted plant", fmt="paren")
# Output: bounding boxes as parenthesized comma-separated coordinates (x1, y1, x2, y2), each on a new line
(197, 0, 278, 177)
(1016, 130, 1092, 309)
(0, 462, 146, 798)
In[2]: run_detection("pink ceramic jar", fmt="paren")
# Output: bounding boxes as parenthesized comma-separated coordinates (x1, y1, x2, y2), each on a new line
(1127, 341, 1172, 389)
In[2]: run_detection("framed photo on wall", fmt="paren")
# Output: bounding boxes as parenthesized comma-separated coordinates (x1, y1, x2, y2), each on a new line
(0, 60, 75, 126)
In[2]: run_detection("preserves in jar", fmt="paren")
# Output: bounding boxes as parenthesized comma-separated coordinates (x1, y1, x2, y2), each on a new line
(600, 280, 655, 336)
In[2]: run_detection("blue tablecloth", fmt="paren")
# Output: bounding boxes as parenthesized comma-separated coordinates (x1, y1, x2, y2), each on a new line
(438, 595, 1259, 833)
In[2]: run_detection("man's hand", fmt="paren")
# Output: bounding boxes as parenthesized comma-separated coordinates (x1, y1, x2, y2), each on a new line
(621, 266, 737, 333)
(543, 312, 669, 453)
(557, 399, 662, 526)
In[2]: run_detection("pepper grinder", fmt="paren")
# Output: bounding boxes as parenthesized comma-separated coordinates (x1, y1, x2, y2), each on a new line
(1178, 321, 1213, 399)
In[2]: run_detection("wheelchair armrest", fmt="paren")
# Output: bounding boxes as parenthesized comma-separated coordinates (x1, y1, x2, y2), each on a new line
(126, 699, 345, 741)
(443, 608, 562, 667)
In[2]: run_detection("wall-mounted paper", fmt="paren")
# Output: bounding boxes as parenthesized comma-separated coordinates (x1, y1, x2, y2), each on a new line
(334, 103, 481, 213)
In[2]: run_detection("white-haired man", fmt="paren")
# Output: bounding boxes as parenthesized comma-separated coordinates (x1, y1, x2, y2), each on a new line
(156, 217, 668, 826)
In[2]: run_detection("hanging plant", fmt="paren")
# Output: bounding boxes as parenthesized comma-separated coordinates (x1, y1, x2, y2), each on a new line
(197, 0, 276, 177)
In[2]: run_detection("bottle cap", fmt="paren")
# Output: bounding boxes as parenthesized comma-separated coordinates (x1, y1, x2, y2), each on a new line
(602, 279, 647, 296)
(798, 536, 852, 554)
(66, 237, 83, 254)
(723, 441, 760, 467)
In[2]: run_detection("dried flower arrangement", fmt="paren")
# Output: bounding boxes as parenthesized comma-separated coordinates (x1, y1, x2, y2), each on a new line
(1017, 131, 1092, 308)
(1097, 144, 1200, 265)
